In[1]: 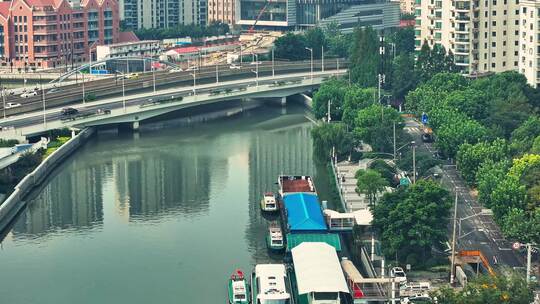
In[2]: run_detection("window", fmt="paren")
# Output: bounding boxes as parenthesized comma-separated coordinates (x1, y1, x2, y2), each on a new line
(491, 62, 496, 68)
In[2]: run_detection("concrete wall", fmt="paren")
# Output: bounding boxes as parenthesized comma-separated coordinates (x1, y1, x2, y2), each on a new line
(0, 128, 95, 232)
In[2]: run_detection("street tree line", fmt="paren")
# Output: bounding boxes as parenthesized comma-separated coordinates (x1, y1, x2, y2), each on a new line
(406, 71, 540, 244)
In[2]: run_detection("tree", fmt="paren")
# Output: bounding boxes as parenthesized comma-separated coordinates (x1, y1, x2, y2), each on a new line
(355, 169, 388, 207)
(304, 27, 327, 58)
(405, 72, 468, 114)
(312, 78, 348, 120)
(342, 86, 376, 127)
(369, 160, 398, 187)
(324, 22, 352, 58)
(415, 41, 458, 83)
(311, 123, 353, 163)
(388, 26, 415, 56)
(349, 26, 380, 87)
(432, 272, 533, 304)
(511, 116, 540, 155)
(390, 54, 418, 102)
(372, 180, 451, 265)
(456, 138, 508, 185)
(274, 33, 307, 61)
(353, 104, 403, 153)
(476, 160, 510, 208)
(443, 88, 490, 120)
(502, 208, 540, 244)
(436, 117, 489, 158)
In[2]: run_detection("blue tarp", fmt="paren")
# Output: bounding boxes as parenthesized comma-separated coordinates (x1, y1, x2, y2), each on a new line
(284, 193, 327, 232)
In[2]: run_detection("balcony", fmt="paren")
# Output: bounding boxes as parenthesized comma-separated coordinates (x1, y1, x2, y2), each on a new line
(33, 39, 57, 46)
(34, 51, 58, 57)
(32, 18, 57, 25)
(454, 47, 470, 55)
(455, 14, 470, 22)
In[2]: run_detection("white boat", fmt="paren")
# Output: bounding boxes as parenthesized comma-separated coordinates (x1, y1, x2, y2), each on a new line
(266, 222, 285, 251)
(251, 264, 291, 304)
(260, 192, 278, 212)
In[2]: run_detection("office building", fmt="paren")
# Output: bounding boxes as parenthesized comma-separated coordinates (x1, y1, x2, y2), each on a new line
(414, 0, 520, 74)
(120, 0, 207, 29)
(0, 0, 119, 69)
(236, 0, 399, 31)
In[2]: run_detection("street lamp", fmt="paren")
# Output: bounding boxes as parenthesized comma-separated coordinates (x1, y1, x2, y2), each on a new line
(216, 64, 219, 83)
(40, 74, 46, 126)
(305, 47, 313, 83)
(321, 46, 324, 72)
(116, 70, 126, 112)
(252, 53, 259, 87)
(152, 65, 156, 94)
(79, 71, 86, 104)
(272, 47, 275, 78)
(411, 141, 416, 184)
(190, 71, 197, 95)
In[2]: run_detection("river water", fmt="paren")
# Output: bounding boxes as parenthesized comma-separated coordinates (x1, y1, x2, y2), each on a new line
(0, 103, 333, 304)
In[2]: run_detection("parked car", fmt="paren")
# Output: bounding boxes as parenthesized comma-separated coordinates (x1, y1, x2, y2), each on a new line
(20, 91, 38, 98)
(390, 267, 407, 284)
(61, 107, 78, 116)
(126, 73, 139, 79)
(5, 102, 21, 109)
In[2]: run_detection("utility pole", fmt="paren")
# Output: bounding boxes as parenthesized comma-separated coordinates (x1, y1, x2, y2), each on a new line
(152, 66, 156, 94)
(40, 74, 46, 127)
(393, 122, 396, 162)
(122, 74, 126, 112)
(305, 47, 313, 84)
(216, 64, 219, 83)
(272, 47, 275, 78)
(81, 72, 85, 104)
(412, 141, 416, 184)
(327, 99, 332, 123)
(321, 46, 324, 72)
(527, 243, 532, 283)
(450, 191, 458, 285)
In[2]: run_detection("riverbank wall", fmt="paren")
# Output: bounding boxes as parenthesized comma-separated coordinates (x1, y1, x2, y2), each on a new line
(0, 128, 94, 232)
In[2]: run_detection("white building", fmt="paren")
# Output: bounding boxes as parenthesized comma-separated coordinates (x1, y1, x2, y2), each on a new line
(119, 0, 207, 29)
(414, 0, 520, 75)
(519, 0, 540, 87)
(96, 40, 161, 60)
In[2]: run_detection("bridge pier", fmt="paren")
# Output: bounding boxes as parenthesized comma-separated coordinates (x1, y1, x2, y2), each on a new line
(132, 121, 140, 131)
(281, 96, 287, 106)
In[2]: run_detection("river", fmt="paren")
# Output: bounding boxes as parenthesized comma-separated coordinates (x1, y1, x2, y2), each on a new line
(0, 103, 335, 304)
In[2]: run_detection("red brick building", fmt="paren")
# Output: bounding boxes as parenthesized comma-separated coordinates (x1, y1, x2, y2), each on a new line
(0, 0, 119, 69)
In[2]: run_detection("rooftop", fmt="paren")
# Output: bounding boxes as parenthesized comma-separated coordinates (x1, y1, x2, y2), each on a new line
(254, 264, 290, 301)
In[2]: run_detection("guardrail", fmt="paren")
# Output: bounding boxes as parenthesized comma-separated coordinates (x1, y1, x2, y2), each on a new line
(0, 128, 94, 231)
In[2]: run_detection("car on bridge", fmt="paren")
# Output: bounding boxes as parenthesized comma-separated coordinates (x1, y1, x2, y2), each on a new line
(5, 102, 21, 109)
(20, 91, 38, 98)
(61, 107, 79, 117)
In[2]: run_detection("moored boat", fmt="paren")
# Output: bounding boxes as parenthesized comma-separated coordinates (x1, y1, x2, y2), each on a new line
(266, 222, 285, 251)
(251, 264, 291, 304)
(228, 269, 250, 304)
(260, 192, 278, 212)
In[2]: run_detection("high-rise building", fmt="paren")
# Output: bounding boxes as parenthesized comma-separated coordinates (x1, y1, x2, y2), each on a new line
(0, 0, 119, 69)
(414, 0, 520, 75)
(236, 0, 399, 32)
(392, 0, 414, 14)
(120, 0, 206, 29)
(207, 0, 235, 24)
(519, 0, 540, 87)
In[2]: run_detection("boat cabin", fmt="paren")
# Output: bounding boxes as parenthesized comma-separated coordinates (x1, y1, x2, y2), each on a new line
(232, 280, 248, 303)
(323, 210, 355, 231)
(253, 264, 291, 304)
(268, 225, 285, 249)
(261, 192, 278, 212)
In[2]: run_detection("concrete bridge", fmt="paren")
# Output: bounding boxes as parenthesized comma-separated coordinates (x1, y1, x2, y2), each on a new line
(0, 69, 345, 139)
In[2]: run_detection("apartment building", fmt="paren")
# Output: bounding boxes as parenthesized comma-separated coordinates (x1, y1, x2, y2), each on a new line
(415, 0, 520, 75)
(392, 0, 414, 14)
(519, 0, 540, 87)
(207, 0, 234, 24)
(120, 0, 207, 29)
(0, 0, 119, 69)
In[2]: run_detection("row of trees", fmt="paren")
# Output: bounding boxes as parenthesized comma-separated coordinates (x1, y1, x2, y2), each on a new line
(406, 71, 540, 243)
(133, 22, 230, 40)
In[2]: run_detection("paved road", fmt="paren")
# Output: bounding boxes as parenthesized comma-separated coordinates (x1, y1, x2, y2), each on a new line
(0, 59, 345, 119)
(404, 119, 523, 270)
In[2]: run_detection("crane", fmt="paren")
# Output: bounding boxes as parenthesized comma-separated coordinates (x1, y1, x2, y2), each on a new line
(249, 0, 271, 33)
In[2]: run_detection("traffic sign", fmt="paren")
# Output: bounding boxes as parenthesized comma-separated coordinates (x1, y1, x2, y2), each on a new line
(513, 242, 521, 250)
(421, 112, 429, 125)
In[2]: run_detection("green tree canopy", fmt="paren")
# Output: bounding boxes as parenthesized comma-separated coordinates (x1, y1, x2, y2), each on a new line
(355, 169, 389, 207)
(405, 73, 468, 114)
(432, 272, 533, 304)
(304, 27, 327, 58)
(510, 116, 540, 155)
(353, 104, 404, 153)
(476, 159, 510, 208)
(274, 33, 307, 61)
(312, 78, 348, 120)
(456, 138, 509, 185)
(390, 54, 418, 102)
(372, 180, 451, 265)
(436, 117, 489, 158)
(349, 26, 380, 87)
(415, 41, 458, 83)
(311, 123, 353, 163)
(342, 86, 376, 127)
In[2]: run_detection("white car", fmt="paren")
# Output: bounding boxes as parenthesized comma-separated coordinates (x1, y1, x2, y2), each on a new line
(390, 267, 407, 284)
(229, 64, 241, 70)
(169, 68, 183, 73)
(5, 102, 21, 109)
(20, 91, 37, 98)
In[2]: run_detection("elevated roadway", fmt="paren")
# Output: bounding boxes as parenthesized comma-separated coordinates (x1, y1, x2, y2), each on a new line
(0, 68, 346, 139)
(0, 59, 345, 119)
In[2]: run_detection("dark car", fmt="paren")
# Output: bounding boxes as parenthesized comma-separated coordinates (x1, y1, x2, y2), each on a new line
(421, 133, 433, 143)
(61, 107, 78, 116)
